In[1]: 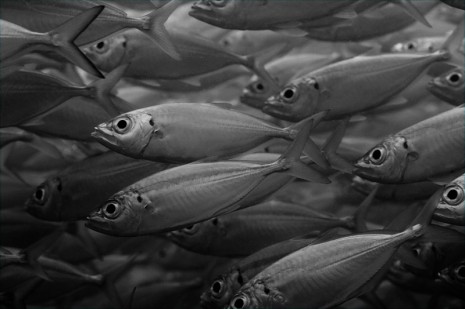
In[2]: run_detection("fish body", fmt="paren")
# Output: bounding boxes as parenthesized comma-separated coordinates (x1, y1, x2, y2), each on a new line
(228, 225, 421, 309)
(1, 0, 180, 58)
(264, 51, 448, 121)
(434, 175, 465, 225)
(25, 151, 173, 221)
(355, 106, 465, 184)
(241, 53, 340, 109)
(167, 200, 353, 257)
(440, 0, 465, 10)
(86, 115, 329, 236)
(428, 66, 464, 106)
(92, 103, 313, 162)
(0, 6, 104, 77)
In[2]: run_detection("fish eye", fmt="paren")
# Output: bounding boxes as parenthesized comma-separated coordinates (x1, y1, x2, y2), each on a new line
(210, 0, 228, 7)
(112, 116, 132, 134)
(280, 86, 298, 103)
(454, 264, 465, 281)
(406, 42, 417, 51)
(231, 295, 249, 309)
(442, 185, 464, 206)
(182, 224, 199, 235)
(446, 72, 462, 86)
(368, 147, 387, 165)
(102, 202, 122, 219)
(33, 186, 47, 205)
(93, 40, 109, 54)
(210, 280, 224, 297)
(252, 81, 266, 93)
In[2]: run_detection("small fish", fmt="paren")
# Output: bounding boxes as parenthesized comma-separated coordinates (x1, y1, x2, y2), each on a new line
(0, 6, 104, 77)
(354, 106, 465, 184)
(86, 113, 330, 236)
(83, 28, 280, 91)
(434, 175, 464, 225)
(438, 259, 465, 299)
(227, 224, 422, 309)
(0, 63, 127, 128)
(241, 53, 340, 109)
(26, 151, 173, 222)
(440, 0, 465, 10)
(2, 0, 181, 59)
(92, 103, 326, 165)
(428, 66, 464, 106)
(166, 199, 354, 257)
(263, 19, 463, 121)
(391, 36, 446, 53)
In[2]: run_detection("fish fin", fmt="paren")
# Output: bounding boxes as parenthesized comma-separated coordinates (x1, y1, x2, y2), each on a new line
(428, 169, 465, 185)
(27, 134, 64, 160)
(287, 118, 329, 169)
(48, 6, 105, 78)
(278, 112, 330, 183)
(393, 0, 432, 28)
(440, 18, 465, 65)
(407, 190, 443, 234)
(0, 143, 34, 188)
(141, 0, 182, 60)
(353, 185, 379, 233)
(241, 44, 290, 93)
(322, 118, 355, 174)
(385, 202, 422, 232)
(126, 286, 137, 309)
(91, 63, 129, 114)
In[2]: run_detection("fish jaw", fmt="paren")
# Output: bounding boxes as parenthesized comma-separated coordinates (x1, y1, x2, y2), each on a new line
(190, 1, 228, 28)
(434, 200, 464, 225)
(91, 123, 120, 149)
(240, 93, 267, 109)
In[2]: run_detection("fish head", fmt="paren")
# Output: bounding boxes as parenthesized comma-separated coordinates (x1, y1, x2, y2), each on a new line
(262, 77, 319, 122)
(92, 112, 155, 158)
(354, 136, 411, 183)
(86, 191, 142, 236)
(428, 67, 464, 103)
(25, 177, 63, 221)
(190, 0, 241, 28)
(83, 35, 128, 72)
(434, 175, 464, 225)
(200, 273, 239, 309)
(240, 75, 279, 109)
(391, 38, 438, 54)
(227, 281, 286, 309)
(438, 259, 465, 290)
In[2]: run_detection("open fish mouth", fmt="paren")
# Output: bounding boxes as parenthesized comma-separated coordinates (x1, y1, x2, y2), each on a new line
(191, 1, 213, 12)
(91, 125, 119, 146)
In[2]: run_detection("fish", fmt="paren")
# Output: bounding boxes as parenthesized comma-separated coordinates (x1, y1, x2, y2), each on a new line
(226, 224, 423, 309)
(438, 258, 465, 299)
(428, 65, 464, 106)
(240, 53, 341, 109)
(86, 113, 330, 236)
(25, 151, 174, 221)
(0, 64, 127, 128)
(433, 175, 464, 225)
(301, 1, 438, 42)
(440, 0, 465, 10)
(263, 18, 463, 121)
(0, 6, 104, 77)
(166, 199, 355, 257)
(354, 106, 465, 184)
(391, 36, 447, 53)
(92, 103, 327, 165)
(1, 0, 181, 59)
(83, 27, 280, 91)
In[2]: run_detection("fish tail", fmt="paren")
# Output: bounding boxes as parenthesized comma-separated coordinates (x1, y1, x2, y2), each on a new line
(277, 111, 330, 184)
(47, 6, 105, 78)
(322, 118, 355, 174)
(286, 117, 329, 169)
(393, 0, 432, 28)
(91, 63, 129, 115)
(141, 0, 182, 61)
(440, 18, 464, 65)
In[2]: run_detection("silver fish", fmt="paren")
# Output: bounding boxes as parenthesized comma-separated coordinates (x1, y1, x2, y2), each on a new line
(428, 65, 464, 106)
(434, 175, 464, 225)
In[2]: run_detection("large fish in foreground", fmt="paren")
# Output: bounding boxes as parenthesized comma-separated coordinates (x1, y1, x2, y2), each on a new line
(263, 19, 464, 121)
(86, 114, 330, 236)
(355, 106, 465, 184)
(0, 6, 104, 77)
(92, 103, 326, 166)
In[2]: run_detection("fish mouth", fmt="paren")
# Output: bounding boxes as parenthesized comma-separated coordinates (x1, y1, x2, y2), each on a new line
(191, 1, 213, 12)
(91, 124, 118, 146)
(239, 94, 266, 109)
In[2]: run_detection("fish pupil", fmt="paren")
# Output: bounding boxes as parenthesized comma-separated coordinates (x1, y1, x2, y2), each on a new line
(117, 120, 128, 129)
(283, 89, 294, 99)
(35, 189, 44, 201)
(105, 203, 116, 214)
(447, 189, 458, 200)
(212, 281, 222, 294)
(448, 73, 460, 83)
(371, 149, 382, 161)
(233, 297, 245, 309)
(96, 41, 105, 50)
(256, 83, 264, 91)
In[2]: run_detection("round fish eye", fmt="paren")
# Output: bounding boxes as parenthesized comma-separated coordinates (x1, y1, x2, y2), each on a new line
(210, 0, 228, 7)
(231, 295, 249, 309)
(454, 264, 465, 280)
(33, 186, 47, 205)
(406, 42, 417, 51)
(210, 280, 224, 297)
(446, 72, 462, 86)
(368, 147, 387, 165)
(102, 202, 121, 219)
(94, 40, 109, 54)
(280, 86, 297, 103)
(252, 81, 266, 93)
(112, 116, 131, 134)
(182, 224, 199, 235)
(442, 185, 464, 206)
